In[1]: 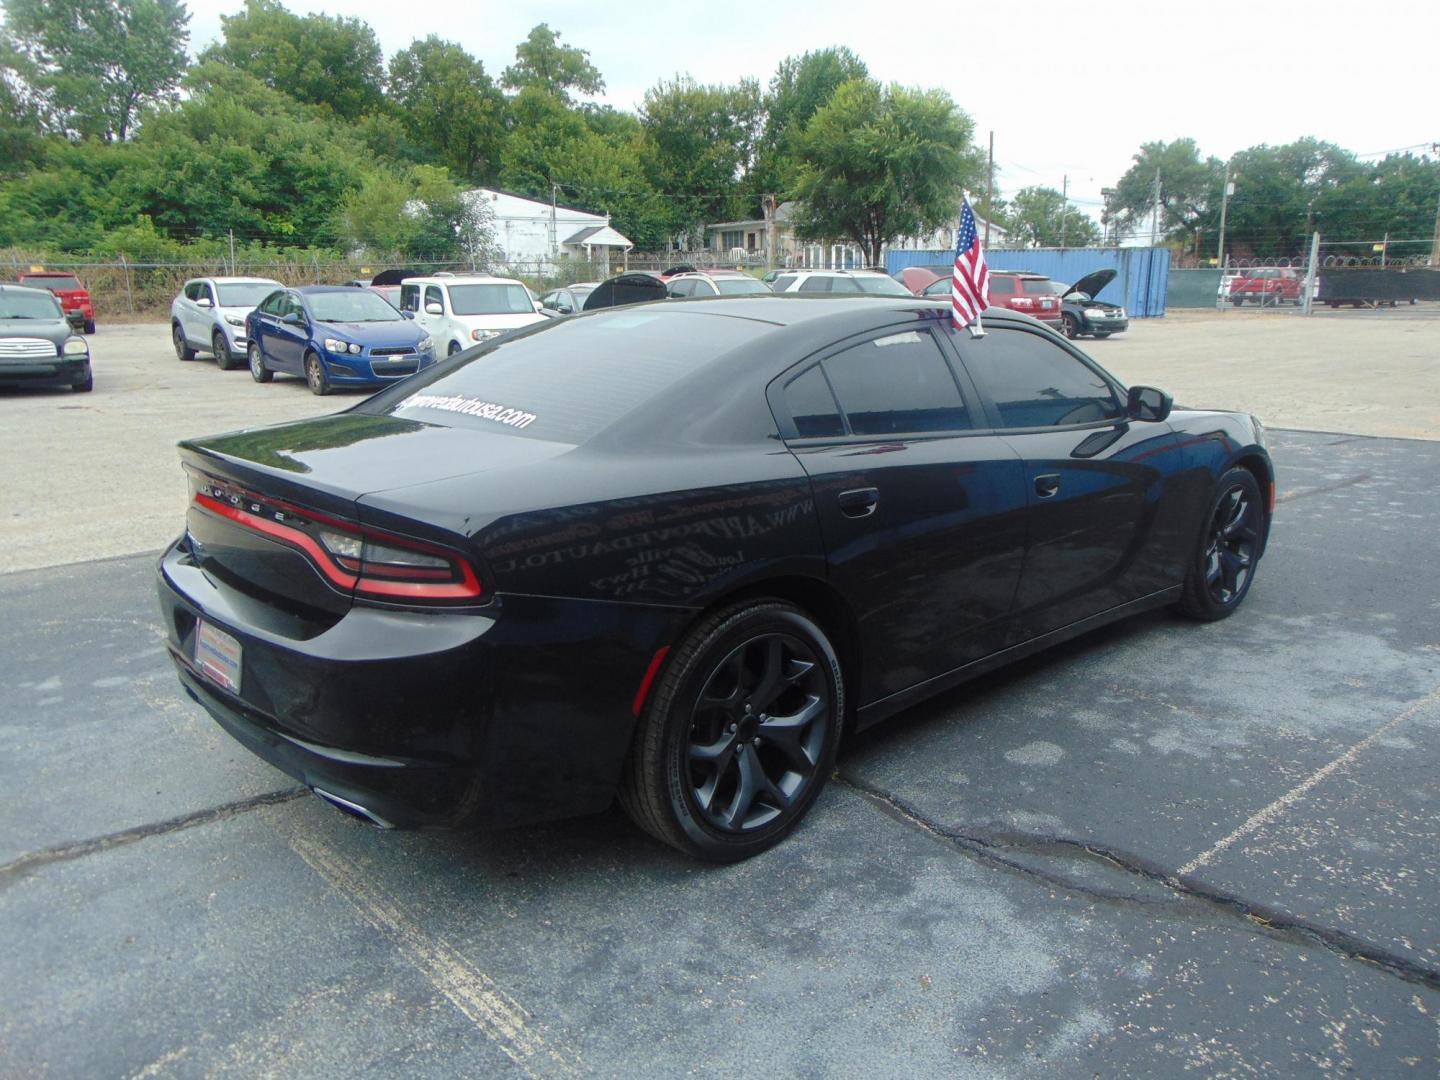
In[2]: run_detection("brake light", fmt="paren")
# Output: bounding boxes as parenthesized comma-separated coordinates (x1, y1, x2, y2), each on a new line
(190, 474, 482, 603)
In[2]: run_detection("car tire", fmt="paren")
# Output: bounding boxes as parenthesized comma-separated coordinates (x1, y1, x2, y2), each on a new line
(248, 343, 272, 383)
(304, 351, 332, 396)
(1176, 467, 1264, 622)
(214, 331, 240, 370)
(1092, 332, 1112, 339)
(71, 366, 93, 393)
(173, 323, 196, 361)
(619, 599, 844, 863)
(84, 320, 96, 335)
(1060, 313, 1080, 339)
(1231, 297, 1244, 306)
(448, 341, 463, 357)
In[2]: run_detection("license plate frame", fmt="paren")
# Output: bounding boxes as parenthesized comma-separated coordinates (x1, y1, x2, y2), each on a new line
(195, 619, 242, 694)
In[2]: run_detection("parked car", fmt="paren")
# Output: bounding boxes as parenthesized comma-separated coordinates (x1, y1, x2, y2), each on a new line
(369, 284, 402, 308)
(582, 272, 670, 310)
(399, 275, 546, 356)
(0, 284, 92, 392)
(17, 271, 95, 334)
(244, 285, 436, 395)
(171, 277, 283, 369)
(158, 295, 1271, 861)
(1051, 269, 1129, 339)
(1229, 268, 1302, 305)
(900, 266, 946, 295)
(769, 269, 913, 296)
(539, 282, 600, 316)
(665, 271, 772, 297)
(981, 271, 1063, 329)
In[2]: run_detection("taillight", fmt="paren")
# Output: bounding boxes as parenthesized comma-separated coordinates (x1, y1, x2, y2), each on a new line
(189, 473, 482, 603)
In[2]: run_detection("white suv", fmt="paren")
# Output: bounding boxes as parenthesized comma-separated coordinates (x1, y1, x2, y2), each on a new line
(399, 275, 546, 356)
(171, 277, 282, 369)
(768, 269, 912, 297)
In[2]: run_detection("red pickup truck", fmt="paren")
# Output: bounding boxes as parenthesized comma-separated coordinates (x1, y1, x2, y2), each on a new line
(18, 271, 95, 332)
(1229, 268, 1302, 306)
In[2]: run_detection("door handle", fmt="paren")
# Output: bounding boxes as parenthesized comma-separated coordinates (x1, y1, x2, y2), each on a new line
(837, 487, 880, 518)
(1034, 473, 1061, 499)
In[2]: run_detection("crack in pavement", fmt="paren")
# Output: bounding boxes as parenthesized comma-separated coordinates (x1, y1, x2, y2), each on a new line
(0, 787, 308, 886)
(837, 772, 1440, 993)
(1274, 473, 1371, 505)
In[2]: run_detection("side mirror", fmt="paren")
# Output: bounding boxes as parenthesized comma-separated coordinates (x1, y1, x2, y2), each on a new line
(400, 309, 415, 320)
(281, 312, 303, 326)
(1127, 385, 1172, 422)
(65, 310, 85, 332)
(196, 296, 213, 308)
(424, 302, 443, 316)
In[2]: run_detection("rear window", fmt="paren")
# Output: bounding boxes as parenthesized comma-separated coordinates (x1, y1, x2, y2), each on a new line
(1020, 279, 1055, 295)
(25, 275, 82, 291)
(715, 278, 770, 295)
(216, 282, 280, 308)
(447, 284, 535, 316)
(372, 310, 768, 443)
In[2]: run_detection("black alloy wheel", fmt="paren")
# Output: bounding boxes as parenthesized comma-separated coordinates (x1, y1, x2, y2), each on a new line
(620, 600, 844, 862)
(1061, 313, 1080, 339)
(248, 343, 272, 383)
(173, 323, 195, 361)
(1178, 467, 1264, 621)
(214, 331, 239, 370)
(304, 351, 332, 396)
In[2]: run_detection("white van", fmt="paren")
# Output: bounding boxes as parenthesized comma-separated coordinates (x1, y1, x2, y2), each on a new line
(399, 275, 546, 356)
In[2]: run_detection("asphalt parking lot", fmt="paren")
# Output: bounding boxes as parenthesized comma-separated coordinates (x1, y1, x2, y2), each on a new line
(2, 312, 1438, 1076)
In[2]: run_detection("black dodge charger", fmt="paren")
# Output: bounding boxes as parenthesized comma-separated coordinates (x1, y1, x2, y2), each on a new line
(158, 297, 1272, 861)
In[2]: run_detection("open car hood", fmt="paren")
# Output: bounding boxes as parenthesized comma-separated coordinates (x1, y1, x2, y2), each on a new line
(1064, 268, 1118, 300)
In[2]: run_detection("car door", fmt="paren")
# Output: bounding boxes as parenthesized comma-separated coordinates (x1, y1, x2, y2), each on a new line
(180, 281, 205, 344)
(772, 322, 1028, 707)
(953, 325, 1188, 640)
(269, 292, 309, 372)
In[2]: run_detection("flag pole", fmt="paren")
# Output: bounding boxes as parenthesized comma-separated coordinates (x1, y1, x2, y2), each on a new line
(969, 310, 985, 338)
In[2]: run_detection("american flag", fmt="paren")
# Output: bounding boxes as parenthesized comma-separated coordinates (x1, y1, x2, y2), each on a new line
(950, 197, 989, 330)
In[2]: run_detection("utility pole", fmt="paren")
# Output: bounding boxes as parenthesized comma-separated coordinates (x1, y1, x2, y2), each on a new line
(1059, 175, 1068, 249)
(227, 228, 235, 275)
(1100, 187, 1116, 246)
(984, 130, 994, 248)
(1302, 230, 1320, 315)
(550, 183, 558, 255)
(1216, 162, 1234, 269)
(1149, 168, 1161, 248)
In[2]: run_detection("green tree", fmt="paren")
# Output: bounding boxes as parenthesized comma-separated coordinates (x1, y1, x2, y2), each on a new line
(0, 0, 189, 140)
(501, 23, 603, 103)
(203, 0, 384, 122)
(1006, 186, 1100, 247)
(790, 79, 983, 266)
(752, 46, 868, 198)
(1218, 139, 1363, 257)
(388, 36, 504, 182)
(640, 76, 761, 243)
(1111, 138, 1223, 241)
(331, 163, 498, 264)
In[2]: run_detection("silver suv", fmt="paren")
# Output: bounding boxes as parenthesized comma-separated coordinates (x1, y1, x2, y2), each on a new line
(171, 277, 282, 369)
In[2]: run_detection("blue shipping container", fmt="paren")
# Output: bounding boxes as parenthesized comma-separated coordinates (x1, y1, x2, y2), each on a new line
(886, 247, 1171, 317)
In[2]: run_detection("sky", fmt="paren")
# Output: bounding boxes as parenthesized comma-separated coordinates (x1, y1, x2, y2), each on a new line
(185, 0, 1439, 231)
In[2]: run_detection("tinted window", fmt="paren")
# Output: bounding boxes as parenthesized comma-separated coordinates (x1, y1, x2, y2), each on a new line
(784, 365, 844, 437)
(258, 291, 285, 315)
(667, 279, 695, 298)
(922, 278, 952, 296)
(216, 282, 279, 307)
(372, 309, 769, 443)
(1021, 279, 1055, 295)
(400, 284, 421, 312)
(852, 275, 912, 296)
(821, 330, 969, 435)
(425, 286, 445, 310)
(715, 278, 770, 295)
(961, 328, 1124, 428)
(798, 276, 833, 293)
(989, 277, 1015, 295)
(827, 277, 863, 294)
(773, 275, 798, 292)
(184, 282, 202, 301)
(28, 275, 81, 290)
(448, 284, 534, 315)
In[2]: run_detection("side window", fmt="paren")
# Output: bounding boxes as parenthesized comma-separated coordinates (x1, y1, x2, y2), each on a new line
(821, 330, 970, 436)
(773, 275, 798, 292)
(202, 283, 217, 306)
(989, 277, 1014, 296)
(798, 276, 832, 293)
(783, 365, 845, 438)
(425, 285, 445, 312)
(183, 282, 201, 301)
(829, 277, 862, 294)
(400, 284, 420, 312)
(284, 294, 306, 320)
(259, 291, 284, 315)
(667, 279, 693, 298)
(961, 328, 1125, 428)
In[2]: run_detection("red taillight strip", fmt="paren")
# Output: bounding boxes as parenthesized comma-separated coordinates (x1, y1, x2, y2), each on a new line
(195, 493, 357, 590)
(192, 492, 482, 601)
(631, 646, 671, 718)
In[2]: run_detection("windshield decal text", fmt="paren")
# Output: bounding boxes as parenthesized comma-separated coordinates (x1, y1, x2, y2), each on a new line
(400, 393, 537, 429)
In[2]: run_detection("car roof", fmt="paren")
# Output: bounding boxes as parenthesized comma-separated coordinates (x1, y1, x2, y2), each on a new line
(0, 283, 61, 297)
(597, 293, 1040, 330)
(200, 276, 280, 285)
(296, 285, 369, 295)
(406, 275, 526, 286)
(778, 269, 858, 278)
(17, 271, 77, 278)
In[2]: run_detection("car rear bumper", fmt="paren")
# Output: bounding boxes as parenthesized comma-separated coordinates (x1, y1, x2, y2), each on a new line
(157, 538, 683, 830)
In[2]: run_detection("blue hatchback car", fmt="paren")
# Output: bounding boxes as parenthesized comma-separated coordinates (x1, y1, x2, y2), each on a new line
(245, 285, 436, 395)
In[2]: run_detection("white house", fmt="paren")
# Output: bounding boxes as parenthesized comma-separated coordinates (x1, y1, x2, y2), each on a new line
(462, 188, 634, 275)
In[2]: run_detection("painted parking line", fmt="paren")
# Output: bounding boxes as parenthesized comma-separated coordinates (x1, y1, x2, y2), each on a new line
(1175, 684, 1440, 878)
(288, 834, 581, 1078)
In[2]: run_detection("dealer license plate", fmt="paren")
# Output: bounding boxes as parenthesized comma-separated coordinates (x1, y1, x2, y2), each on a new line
(196, 620, 242, 694)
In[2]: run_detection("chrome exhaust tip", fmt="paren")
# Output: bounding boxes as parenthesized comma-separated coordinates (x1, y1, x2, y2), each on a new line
(311, 786, 394, 829)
